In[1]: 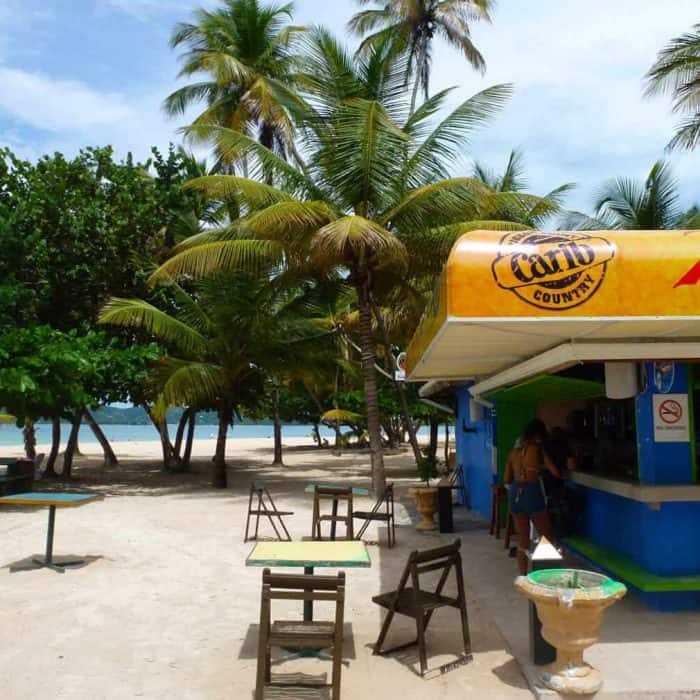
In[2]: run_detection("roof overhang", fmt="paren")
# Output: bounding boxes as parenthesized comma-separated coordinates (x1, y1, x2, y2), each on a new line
(470, 340, 700, 397)
(406, 229, 700, 382)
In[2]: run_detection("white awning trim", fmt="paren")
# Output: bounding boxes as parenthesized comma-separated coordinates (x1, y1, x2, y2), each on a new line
(469, 341, 700, 397)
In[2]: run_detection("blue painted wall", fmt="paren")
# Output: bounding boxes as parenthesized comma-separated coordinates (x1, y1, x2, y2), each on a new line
(636, 362, 693, 485)
(574, 485, 700, 577)
(455, 384, 494, 520)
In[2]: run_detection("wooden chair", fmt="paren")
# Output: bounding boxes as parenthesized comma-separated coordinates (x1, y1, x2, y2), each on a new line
(353, 483, 396, 547)
(256, 569, 345, 700)
(504, 508, 515, 551)
(448, 464, 466, 503)
(371, 539, 472, 677)
(311, 486, 353, 541)
(244, 483, 294, 543)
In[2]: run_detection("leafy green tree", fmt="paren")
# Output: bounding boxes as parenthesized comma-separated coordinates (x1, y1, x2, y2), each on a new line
(0, 146, 204, 330)
(349, 0, 493, 111)
(164, 0, 304, 165)
(0, 326, 157, 474)
(150, 32, 514, 491)
(561, 161, 700, 230)
(645, 24, 700, 150)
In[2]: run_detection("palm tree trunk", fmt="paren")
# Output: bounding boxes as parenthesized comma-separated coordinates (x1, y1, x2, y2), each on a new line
(23, 418, 36, 460)
(173, 407, 193, 459)
(428, 415, 439, 461)
(144, 405, 177, 471)
(183, 410, 196, 467)
(213, 399, 231, 488)
(62, 412, 82, 478)
(271, 381, 283, 466)
(44, 417, 61, 477)
(83, 409, 118, 467)
(356, 280, 385, 493)
(371, 301, 422, 464)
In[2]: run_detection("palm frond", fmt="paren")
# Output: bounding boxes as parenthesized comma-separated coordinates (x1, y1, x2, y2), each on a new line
(99, 298, 209, 357)
(313, 215, 408, 272)
(402, 84, 512, 187)
(183, 174, 293, 210)
(149, 240, 283, 283)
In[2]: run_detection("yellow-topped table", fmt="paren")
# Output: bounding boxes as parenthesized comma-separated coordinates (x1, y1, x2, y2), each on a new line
(247, 540, 370, 620)
(0, 492, 103, 572)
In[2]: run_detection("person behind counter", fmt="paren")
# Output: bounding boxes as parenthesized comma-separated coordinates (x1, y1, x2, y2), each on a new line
(504, 419, 560, 575)
(543, 427, 576, 538)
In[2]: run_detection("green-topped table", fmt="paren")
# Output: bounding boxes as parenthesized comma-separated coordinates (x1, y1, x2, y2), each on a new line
(247, 540, 371, 620)
(0, 492, 103, 572)
(304, 484, 370, 496)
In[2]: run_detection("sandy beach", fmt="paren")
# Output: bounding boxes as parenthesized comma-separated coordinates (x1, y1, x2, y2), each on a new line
(0, 440, 531, 699)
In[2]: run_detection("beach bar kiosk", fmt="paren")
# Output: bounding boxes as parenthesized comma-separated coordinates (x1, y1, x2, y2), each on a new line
(406, 229, 700, 611)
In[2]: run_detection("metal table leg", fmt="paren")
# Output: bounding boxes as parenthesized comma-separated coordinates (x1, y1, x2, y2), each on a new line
(32, 506, 84, 573)
(303, 565, 314, 621)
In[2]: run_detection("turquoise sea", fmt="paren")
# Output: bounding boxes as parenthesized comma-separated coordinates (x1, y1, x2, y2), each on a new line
(0, 422, 446, 448)
(0, 422, 338, 448)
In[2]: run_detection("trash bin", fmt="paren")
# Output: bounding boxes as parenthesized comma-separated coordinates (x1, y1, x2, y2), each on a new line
(527, 537, 562, 665)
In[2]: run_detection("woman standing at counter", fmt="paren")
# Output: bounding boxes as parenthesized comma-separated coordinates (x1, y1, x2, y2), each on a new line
(504, 419, 561, 574)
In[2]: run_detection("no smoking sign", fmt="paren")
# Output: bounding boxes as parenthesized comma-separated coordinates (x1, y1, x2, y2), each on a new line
(653, 394, 690, 442)
(659, 399, 683, 424)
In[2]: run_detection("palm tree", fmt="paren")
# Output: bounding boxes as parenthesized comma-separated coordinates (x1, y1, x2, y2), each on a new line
(472, 149, 575, 228)
(349, 0, 493, 111)
(561, 161, 699, 230)
(164, 0, 303, 164)
(645, 24, 700, 150)
(100, 273, 327, 486)
(100, 277, 260, 488)
(149, 31, 514, 492)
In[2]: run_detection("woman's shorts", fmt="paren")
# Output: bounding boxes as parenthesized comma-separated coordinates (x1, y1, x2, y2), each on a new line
(509, 481, 546, 516)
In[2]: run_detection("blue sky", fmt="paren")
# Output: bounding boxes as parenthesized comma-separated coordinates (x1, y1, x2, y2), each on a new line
(0, 0, 698, 213)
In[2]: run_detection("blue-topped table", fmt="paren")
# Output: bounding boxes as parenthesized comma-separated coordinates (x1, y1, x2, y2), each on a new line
(0, 492, 103, 572)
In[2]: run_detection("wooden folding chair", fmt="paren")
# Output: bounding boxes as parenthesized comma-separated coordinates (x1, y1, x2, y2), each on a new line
(449, 465, 466, 504)
(371, 539, 472, 677)
(353, 483, 396, 547)
(311, 486, 353, 541)
(244, 483, 294, 543)
(255, 569, 345, 700)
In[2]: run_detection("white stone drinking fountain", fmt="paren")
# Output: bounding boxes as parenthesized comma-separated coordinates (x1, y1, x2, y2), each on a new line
(515, 568, 627, 695)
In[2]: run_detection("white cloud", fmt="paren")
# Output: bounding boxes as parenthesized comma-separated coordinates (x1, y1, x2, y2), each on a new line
(0, 65, 184, 164)
(0, 67, 136, 131)
(432, 0, 700, 210)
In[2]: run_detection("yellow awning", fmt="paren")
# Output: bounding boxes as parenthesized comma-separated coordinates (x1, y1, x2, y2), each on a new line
(407, 229, 700, 381)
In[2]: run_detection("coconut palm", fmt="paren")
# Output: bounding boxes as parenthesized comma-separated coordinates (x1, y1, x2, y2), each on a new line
(645, 24, 700, 150)
(561, 161, 700, 231)
(100, 273, 324, 487)
(349, 0, 493, 111)
(164, 0, 304, 164)
(149, 31, 514, 491)
(472, 149, 575, 228)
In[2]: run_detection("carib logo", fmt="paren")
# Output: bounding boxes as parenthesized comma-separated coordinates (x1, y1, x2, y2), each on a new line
(491, 231, 616, 311)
